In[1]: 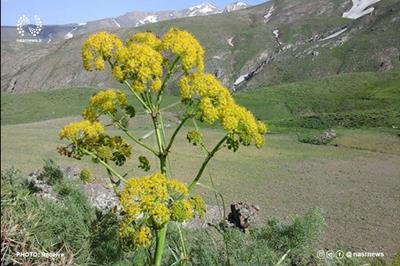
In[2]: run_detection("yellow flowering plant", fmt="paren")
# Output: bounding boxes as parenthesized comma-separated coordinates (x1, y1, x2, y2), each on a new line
(58, 28, 266, 265)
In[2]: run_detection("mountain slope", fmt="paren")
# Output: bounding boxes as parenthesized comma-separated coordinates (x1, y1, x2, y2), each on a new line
(1, 0, 399, 92)
(0, 2, 246, 43)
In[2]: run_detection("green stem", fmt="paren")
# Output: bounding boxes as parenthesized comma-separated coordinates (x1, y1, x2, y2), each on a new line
(124, 80, 152, 112)
(108, 112, 158, 156)
(106, 169, 121, 196)
(158, 113, 168, 148)
(153, 126, 167, 265)
(177, 224, 187, 263)
(187, 135, 228, 193)
(156, 56, 180, 107)
(165, 116, 189, 154)
(152, 114, 165, 156)
(143, 91, 155, 112)
(154, 224, 168, 266)
(81, 148, 127, 183)
(121, 125, 158, 156)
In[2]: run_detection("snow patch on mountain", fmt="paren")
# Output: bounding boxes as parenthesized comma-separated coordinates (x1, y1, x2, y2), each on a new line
(78, 22, 87, 26)
(64, 27, 78, 40)
(234, 74, 249, 86)
(264, 5, 275, 22)
(320, 27, 348, 41)
(188, 2, 220, 16)
(138, 15, 158, 25)
(225, 2, 249, 12)
(64, 32, 73, 39)
(342, 0, 381, 19)
(112, 19, 121, 28)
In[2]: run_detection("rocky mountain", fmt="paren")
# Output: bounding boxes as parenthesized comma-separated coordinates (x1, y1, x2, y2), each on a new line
(225, 2, 250, 12)
(1, 0, 399, 92)
(1, 2, 247, 43)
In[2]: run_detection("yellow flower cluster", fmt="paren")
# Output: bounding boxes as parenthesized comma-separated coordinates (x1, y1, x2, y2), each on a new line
(114, 43, 163, 92)
(180, 72, 267, 148)
(82, 32, 123, 71)
(126, 32, 162, 51)
(59, 120, 104, 142)
(82, 28, 205, 93)
(80, 29, 266, 148)
(82, 89, 128, 121)
(171, 199, 193, 222)
(162, 28, 204, 72)
(59, 104, 132, 164)
(119, 172, 205, 248)
(135, 226, 152, 248)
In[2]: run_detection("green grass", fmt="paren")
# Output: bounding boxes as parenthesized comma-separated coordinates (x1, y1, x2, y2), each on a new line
(2, 72, 399, 128)
(1, 87, 179, 125)
(236, 71, 400, 128)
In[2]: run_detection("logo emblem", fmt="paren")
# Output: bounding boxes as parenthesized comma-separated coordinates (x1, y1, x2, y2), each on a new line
(16, 15, 42, 37)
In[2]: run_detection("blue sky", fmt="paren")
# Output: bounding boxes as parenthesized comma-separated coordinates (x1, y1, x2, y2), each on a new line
(1, 0, 266, 26)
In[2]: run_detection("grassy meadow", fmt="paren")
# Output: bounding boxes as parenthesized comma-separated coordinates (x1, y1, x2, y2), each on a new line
(2, 71, 400, 259)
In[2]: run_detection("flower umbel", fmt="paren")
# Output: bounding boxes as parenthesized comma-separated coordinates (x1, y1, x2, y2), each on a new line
(59, 120, 104, 142)
(162, 28, 204, 73)
(180, 72, 267, 148)
(118, 172, 205, 248)
(82, 32, 123, 71)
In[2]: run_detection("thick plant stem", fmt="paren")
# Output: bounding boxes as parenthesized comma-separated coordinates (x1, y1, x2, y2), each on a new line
(152, 113, 166, 159)
(152, 110, 168, 265)
(154, 225, 168, 266)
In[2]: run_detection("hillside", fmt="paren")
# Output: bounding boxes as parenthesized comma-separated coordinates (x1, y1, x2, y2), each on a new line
(1, 0, 399, 92)
(2, 71, 399, 128)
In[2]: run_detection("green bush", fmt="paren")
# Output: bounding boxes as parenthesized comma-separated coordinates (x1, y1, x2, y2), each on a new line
(298, 133, 332, 145)
(161, 209, 326, 265)
(1, 167, 96, 265)
(38, 159, 64, 185)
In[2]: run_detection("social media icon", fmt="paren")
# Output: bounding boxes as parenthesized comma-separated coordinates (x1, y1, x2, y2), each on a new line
(336, 250, 344, 259)
(326, 250, 334, 259)
(317, 250, 325, 259)
(346, 251, 352, 258)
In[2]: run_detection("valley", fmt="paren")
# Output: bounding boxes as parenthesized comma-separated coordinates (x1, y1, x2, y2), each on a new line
(1, 0, 400, 264)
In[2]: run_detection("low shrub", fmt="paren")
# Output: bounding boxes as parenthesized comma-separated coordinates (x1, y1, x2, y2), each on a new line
(38, 159, 64, 185)
(1, 166, 96, 265)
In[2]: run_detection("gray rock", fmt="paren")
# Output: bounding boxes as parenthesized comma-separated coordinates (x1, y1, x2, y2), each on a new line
(26, 175, 58, 202)
(227, 202, 259, 231)
(83, 183, 119, 211)
(62, 166, 81, 179)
